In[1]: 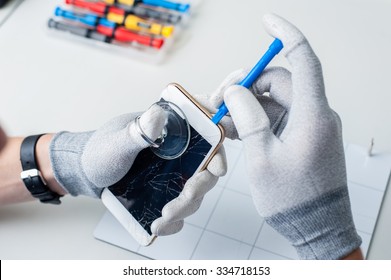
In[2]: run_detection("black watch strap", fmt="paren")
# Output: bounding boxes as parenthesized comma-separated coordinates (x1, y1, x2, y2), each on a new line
(20, 134, 62, 204)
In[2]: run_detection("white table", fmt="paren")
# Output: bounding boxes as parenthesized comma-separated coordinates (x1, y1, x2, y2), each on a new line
(1, 0, 391, 259)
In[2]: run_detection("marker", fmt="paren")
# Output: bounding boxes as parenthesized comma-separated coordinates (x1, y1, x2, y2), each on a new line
(96, 21, 164, 49)
(64, 0, 127, 18)
(117, 4, 181, 24)
(106, 12, 174, 37)
(66, 0, 181, 24)
(65, 0, 174, 37)
(142, 0, 190, 12)
(97, 18, 117, 29)
(211, 38, 284, 124)
(55, 6, 100, 27)
(104, 0, 190, 13)
(48, 18, 111, 43)
(54, 7, 165, 48)
(65, 0, 110, 14)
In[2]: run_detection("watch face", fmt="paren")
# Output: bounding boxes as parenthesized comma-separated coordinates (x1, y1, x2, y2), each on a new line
(20, 166, 61, 204)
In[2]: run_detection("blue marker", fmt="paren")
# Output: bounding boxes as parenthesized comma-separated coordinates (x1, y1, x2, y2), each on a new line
(142, 0, 190, 13)
(211, 38, 284, 124)
(55, 6, 117, 29)
(98, 18, 117, 29)
(55, 6, 99, 27)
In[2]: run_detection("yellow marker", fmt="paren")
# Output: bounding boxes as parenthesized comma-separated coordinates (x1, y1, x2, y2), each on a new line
(104, 0, 135, 6)
(107, 13, 174, 38)
(106, 12, 124, 24)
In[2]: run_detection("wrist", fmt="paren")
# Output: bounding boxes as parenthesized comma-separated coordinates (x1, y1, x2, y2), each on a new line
(35, 134, 67, 196)
(342, 248, 364, 260)
(49, 131, 101, 197)
(265, 187, 362, 259)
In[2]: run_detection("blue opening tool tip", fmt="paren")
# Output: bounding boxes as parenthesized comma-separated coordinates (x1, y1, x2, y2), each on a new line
(211, 38, 284, 125)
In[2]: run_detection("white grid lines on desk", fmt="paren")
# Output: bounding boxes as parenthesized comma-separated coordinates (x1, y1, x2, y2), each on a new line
(345, 143, 391, 256)
(94, 141, 391, 259)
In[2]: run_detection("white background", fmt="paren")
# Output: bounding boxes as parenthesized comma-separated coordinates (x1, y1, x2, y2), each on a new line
(1, 0, 391, 259)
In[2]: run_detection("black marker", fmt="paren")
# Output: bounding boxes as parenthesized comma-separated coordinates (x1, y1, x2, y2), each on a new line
(48, 18, 112, 43)
(118, 4, 181, 24)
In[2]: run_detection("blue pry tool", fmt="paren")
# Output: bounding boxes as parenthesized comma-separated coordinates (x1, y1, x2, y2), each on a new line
(142, 0, 190, 13)
(211, 38, 284, 124)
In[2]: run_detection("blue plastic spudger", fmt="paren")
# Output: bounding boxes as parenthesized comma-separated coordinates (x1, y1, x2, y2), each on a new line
(211, 38, 284, 125)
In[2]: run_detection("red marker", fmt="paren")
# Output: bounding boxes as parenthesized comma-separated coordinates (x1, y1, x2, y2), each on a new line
(65, 0, 124, 16)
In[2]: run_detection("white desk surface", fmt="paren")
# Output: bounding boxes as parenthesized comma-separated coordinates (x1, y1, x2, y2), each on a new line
(1, 0, 391, 259)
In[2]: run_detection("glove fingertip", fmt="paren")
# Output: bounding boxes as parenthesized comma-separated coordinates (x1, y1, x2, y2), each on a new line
(211, 68, 248, 108)
(151, 219, 184, 236)
(210, 92, 224, 109)
(207, 146, 227, 177)
(262, 13, 306, 54)
(141, 104, 167, 138)
(129, 104, 167, 149)
(224, 85, 273, 141)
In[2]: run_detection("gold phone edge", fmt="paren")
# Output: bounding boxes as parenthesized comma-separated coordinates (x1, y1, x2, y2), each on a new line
(149, 83, 226, 246)
(169, 83, 225, 172)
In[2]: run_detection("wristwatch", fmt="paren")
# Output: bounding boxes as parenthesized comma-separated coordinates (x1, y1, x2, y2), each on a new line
(20, 134, 62, 204)
(0, 0, 9, 9)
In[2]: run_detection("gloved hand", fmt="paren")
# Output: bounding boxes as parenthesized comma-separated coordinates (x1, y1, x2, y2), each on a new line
(50, 104, 167, 198)
(195, 69, 289, 140)
(50, 104, 227, 237)
(151, 146, 227, 236)
(219, 14, 362, 259)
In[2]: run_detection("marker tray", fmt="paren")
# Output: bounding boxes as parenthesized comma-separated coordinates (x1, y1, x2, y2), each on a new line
(47, 0, 200, 63)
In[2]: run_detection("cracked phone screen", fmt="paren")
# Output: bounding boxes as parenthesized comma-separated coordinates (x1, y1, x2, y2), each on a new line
(108, 119, 212, 235)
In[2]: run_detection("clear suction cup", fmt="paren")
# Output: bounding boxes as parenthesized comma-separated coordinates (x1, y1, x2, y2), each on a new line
(136, 101, 190, 160)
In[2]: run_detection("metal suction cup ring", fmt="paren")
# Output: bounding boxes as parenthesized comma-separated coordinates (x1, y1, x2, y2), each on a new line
(135, 115, 161, 148)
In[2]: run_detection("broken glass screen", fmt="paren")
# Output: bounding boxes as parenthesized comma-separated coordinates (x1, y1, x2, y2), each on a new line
(108, 124, 212, 235)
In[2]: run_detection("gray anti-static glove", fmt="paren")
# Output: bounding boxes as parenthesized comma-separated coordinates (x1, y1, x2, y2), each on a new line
(50, 104, 227, 236)
(218, 14, 362, 259)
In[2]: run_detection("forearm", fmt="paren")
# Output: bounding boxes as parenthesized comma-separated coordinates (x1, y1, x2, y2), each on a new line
(0, 134, 67, 205)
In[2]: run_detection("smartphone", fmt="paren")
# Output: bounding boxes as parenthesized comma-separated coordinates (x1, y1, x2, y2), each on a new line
(101, 83, 225, 246)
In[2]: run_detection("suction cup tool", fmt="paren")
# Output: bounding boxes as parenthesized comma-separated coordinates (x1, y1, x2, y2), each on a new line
(136, 101, 190, 160)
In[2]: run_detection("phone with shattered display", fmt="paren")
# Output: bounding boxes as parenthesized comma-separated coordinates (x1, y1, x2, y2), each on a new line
(101, 83, 224, 246)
